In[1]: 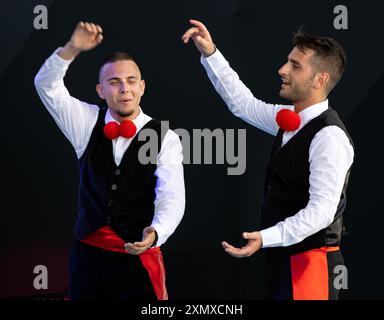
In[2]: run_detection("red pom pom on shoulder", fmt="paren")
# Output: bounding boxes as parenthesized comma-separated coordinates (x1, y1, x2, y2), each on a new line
(276, 109, 301, 131)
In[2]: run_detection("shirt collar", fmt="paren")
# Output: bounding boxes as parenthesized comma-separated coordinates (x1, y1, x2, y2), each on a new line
(297, 99, 329, 130)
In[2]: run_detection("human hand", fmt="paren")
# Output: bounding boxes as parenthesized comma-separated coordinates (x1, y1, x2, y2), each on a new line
(222, 231, 263, 258)
(181, 19, 216, 57)
(124, 226, 157, 255)
(59, 21, 103, 60)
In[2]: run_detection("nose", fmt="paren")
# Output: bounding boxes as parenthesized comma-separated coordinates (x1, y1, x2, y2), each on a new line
(278, 62, 288, 77)
(119, 82, 129, 93)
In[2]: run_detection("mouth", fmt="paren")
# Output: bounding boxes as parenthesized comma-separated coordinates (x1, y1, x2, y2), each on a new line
(281, 78, 290, 88)
(118, 98, 133, 104)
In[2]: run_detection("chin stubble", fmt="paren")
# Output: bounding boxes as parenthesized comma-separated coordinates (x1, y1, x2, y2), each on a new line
(117, 110, 134, 117)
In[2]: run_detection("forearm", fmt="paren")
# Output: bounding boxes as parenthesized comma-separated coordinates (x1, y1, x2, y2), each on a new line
(34, 48, 99, 157)
(151, 131, 186, 246)
(151, 171, 185, 247)
(57, 42, 82, 60)
(260, 201, 336, 248)
(151, 197, 185, 247)
(200, 49, 285, 136)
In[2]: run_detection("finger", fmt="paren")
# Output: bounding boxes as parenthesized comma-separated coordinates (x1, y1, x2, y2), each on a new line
(226, 246, 251, 258)
(78, 21, 85, 29)
(181, 31, 193, 43)
(90, 23, 98, 34)
(125, 242, 139, 250)
(181, 35, 190, 44)
(222, 241, 251, 257)
(181, 27, 200, 43)
(133, 240, 148, 247)
(222, 241, 236, 250)
(182, 32, 198, 44)
(224, 245, 241, 257)
(243, 232, 258, 240)
(189, 20, 210, 39)
(189, 19, 209, 33)
(124, 243, 141, 253)
(189, 19, 208, 31)
(192, 34, 207, 45)
(96, 24, 103, 33)
(124, 243, 147, 255)
(186, 27, 202, 36)
(84, 22, 92, 33)
(96, 33, 103, 43)
(125, 248, 140, 255)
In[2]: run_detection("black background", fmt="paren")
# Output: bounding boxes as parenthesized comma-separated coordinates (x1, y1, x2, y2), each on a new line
(0, 0, 383, 299)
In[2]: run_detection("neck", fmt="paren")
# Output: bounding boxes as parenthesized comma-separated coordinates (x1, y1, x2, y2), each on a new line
(110, 107, 140, 123)
(293, 96, 327, 113)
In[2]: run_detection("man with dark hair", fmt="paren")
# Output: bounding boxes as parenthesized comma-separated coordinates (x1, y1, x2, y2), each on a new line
(292, 30, 347, 95)
(182, 20, 354, 300)
(35, 21, 185, 299)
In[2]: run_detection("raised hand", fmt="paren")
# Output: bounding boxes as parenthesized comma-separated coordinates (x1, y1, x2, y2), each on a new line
(181, 19, 216, 57)
(222, 231, 263, 258)
(59, 21, 103, 60)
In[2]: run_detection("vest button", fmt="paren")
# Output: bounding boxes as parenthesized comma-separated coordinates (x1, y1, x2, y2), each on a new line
(106, 216, 112, 225)
(114, 169, 121, 175)
(107, 199, 114, 207)
(111, 184, 118, 190)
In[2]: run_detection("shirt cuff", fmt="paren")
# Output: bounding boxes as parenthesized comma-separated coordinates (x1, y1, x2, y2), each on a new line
(150, 223, 166, 247)
(49, 47, 75, 69)
(151, 230, 159, 248)
(260, 225, 283, 248)
(200, 48, 228, 71)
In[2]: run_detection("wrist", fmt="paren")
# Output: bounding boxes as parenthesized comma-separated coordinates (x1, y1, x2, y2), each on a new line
(203, 44, 217, 58)
(151, 230, 159, 247)
(58, 42, 81, 60)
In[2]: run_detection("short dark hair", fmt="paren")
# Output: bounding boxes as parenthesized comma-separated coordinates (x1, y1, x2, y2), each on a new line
(98, 52, 141, 81)
(293, 29, 347, 94)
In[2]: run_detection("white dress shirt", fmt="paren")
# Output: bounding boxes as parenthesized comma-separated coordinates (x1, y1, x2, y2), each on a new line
(201, 49, 354, 248)
(34, 48, 185, 247)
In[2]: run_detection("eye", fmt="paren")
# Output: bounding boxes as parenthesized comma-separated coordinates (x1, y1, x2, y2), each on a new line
(109, 81, 119, 86)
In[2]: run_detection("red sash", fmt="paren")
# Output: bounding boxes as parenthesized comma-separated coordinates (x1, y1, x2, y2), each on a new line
(81, 226, 167, 300)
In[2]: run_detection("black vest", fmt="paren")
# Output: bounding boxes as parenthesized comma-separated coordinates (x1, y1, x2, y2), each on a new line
(75, 108, 165, 243)
(261, 108, 354, 259)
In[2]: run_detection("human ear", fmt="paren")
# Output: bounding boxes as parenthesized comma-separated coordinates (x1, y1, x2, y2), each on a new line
(314, 72, 330, 89)
(140, 79, 146, 96)
(96, 83, 105, 99)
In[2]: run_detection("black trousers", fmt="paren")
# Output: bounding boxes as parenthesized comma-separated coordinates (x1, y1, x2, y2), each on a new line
(68, 240, 157, 300)
(265, 250, 345, 300)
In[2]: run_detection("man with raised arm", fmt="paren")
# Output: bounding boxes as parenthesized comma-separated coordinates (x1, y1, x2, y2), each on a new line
(35, 22, 185, 300)
(182, 19, 354, 300)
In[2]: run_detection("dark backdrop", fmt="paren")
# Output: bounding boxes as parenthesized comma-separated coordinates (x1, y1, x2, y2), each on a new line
(0, 0, 383, 299)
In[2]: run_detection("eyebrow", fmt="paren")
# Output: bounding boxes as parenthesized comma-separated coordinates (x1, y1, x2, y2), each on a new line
(288, 58, 301, 66)
(107, 76, 138, 81)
